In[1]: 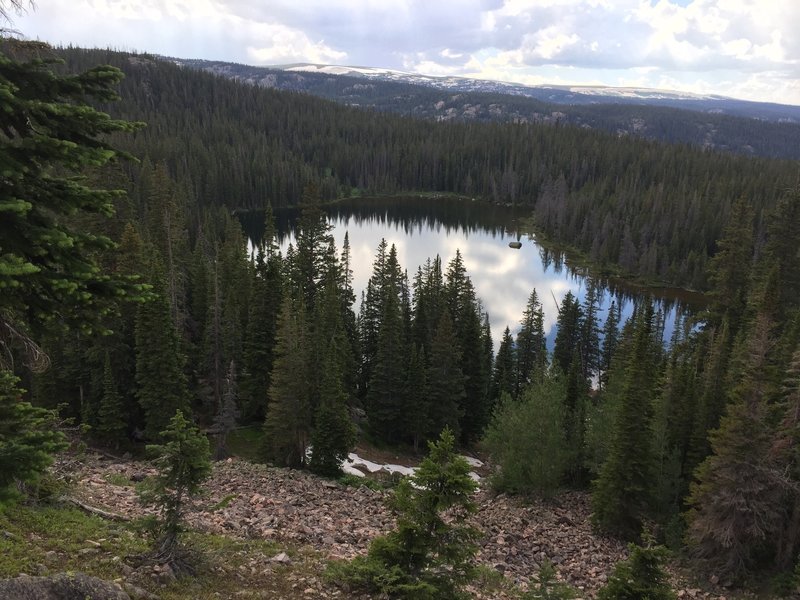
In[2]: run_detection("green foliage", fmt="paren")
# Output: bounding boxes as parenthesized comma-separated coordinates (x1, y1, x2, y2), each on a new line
(0, 45, 143, 359)
(262, 296, 312, 468)
(516, 289, 548, 392)
(338, 473, 384, 491)
(686, 316, 785, 579)
(522, 560, 578, 600)
(365, 243, 409, 444)
(95, 352, 126, 445)
(328, 428, 479, 599)
(309, 340, 356, 478)
(492, 326, 516, 403)
(597, 541, 676, 600)
(145, 410, 211, 556)
(483, 376, 567, 497)
(0, 371, 67, 503)
(135, 252, 191, 440)
(425, 312, 466, 441)
(592, 303, 661, 540)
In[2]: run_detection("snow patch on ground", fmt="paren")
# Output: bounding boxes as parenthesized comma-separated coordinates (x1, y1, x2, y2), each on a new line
(462, 456, 484, 468)
(341, 453, 482, 481)
(343, 453, 416, 477)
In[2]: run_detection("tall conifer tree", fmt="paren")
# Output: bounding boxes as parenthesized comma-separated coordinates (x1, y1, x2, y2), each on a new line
(592, 303, 660, 539)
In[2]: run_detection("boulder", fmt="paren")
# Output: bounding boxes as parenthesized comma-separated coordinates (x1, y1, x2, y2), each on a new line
(0, 572, 131, 600)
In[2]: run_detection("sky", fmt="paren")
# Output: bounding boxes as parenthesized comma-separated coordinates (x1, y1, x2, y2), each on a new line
(8, 0, 800, 106)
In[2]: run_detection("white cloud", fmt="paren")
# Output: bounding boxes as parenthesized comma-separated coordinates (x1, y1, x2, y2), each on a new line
(245, 23, 346, 64)
(11, 0, 800, 105)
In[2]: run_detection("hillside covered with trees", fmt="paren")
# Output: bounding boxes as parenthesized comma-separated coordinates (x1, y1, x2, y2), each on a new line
(2, 34, 800, 598)
(57, 47, 800, 290)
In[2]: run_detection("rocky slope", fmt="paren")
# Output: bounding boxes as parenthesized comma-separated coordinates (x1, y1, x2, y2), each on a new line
(66, 453, 748, 599)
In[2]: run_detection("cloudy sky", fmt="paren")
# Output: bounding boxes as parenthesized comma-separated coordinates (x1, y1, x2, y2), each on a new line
(9, 0, 800, 105)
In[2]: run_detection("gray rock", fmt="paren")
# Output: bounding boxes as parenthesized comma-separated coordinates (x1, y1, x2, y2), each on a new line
(0, 572, 131, 599)
(269, 552, 291, 564)
(123, 582, 160, 600)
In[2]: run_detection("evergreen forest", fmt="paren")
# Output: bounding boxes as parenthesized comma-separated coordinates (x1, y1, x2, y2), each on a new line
(2, 34, 800, 597)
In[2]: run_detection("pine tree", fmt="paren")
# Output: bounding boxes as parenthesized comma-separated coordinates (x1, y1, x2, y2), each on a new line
(483, 374, 567, 496)
(135, 252, 191, 440)
(598, 540, 676, 600)
(553, 292, 583, 376)
(0, 43, 142, 365)
(516, 289, 547, 393)
(686, 314, 785, 579)
(96, 352, 126, 447)
(145, 410, 211, 565)
(405, 344, 429, 452)
(0, 371, 67, 502)
(211, 359, 240, 460)
(492, 327, 516, 403)
(329, 428, 479, 598)
(262, 297, 312, 468)
(309, 339, 355, 477)
(426, 311, 466, 441)
(592, 303, 660, 539)
(599, 300, 620, 389)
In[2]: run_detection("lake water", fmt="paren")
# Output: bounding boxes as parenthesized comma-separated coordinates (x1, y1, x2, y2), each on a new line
(241, 196, 698, 349)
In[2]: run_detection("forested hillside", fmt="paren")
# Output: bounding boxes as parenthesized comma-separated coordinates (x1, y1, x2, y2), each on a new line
(174, 57, 800, 160)
(59, 47, 799, 290)
(3, 40, 800, 598)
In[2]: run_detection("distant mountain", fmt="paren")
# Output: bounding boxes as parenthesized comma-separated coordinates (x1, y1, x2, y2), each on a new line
(279, 63, 800, 123)
(167, 57, 800, 160)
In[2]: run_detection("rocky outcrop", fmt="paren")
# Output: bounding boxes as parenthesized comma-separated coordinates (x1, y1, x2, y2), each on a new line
(0, 572, 131, 600)
(70, 454, 739, 598)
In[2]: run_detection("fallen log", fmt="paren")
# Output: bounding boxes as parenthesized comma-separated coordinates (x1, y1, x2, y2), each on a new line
(62, 496, 131, 522)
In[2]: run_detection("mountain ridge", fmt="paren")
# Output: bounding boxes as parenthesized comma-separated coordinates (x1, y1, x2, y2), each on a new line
(165, 55, 800, 160)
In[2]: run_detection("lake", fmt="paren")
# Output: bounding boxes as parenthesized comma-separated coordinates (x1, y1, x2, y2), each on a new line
(241, 196, 700, 349)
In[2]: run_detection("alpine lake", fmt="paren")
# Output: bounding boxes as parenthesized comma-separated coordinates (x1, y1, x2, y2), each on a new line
(240, 195, 706, 349)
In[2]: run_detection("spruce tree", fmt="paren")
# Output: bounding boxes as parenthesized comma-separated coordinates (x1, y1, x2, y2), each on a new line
(145, 410, 211, 565)
(483, 374, 567, 496)
(0, 42, 142, 362)
(516, 289, 547, 393)
(553, 291, 583, 375)
(366, 275, 407, 443)
(262, 296, 312, 468)
(365, 244, 408, 444)
(135, 253, 191, 440)
(240, 228, 283, 422)
(492, 326, 516, 402)
(211, 360, 240, 460)
(426, 311, 466, 441)
(686, 315, 785, 579)
(598, 540, 676, 600)
(592, 303, 660, 539)
(329, 428, 479, 598)
(599, 300, 620, 389)
(0, 371, 67, 502)
(580, 279, 602, 382)
(706, 198, 754, 330)
(309, 339, 355, 477)
(96, 352, 127, 447)
(772, 347, 800, 569)
(405, 344, 429, 452)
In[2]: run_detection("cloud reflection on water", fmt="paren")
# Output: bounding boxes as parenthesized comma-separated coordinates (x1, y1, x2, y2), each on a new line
(251, 199, 691, 351)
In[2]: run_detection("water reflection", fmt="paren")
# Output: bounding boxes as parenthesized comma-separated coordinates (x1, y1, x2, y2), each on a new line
(240, 197, 701, 348)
